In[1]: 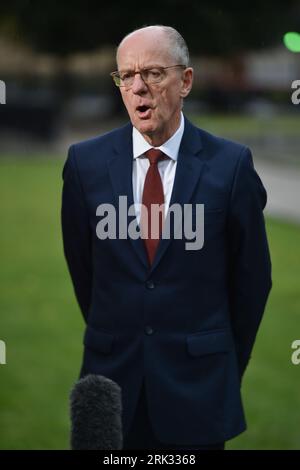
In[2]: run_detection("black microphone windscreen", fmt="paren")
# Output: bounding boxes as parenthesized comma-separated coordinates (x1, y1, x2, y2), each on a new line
(70, 374, 123, 450)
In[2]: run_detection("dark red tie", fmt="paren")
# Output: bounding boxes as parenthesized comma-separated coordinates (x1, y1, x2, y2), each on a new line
(141, 149, 168, 265)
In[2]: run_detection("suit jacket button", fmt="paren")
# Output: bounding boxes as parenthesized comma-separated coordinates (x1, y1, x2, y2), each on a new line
(146, 280, 155, 289)
(145, 326, 154, 335)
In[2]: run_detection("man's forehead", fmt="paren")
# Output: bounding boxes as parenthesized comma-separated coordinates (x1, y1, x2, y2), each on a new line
(117, 47, 171, 70)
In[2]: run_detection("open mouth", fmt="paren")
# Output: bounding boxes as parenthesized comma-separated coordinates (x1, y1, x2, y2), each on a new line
(136, 105, 152, 118)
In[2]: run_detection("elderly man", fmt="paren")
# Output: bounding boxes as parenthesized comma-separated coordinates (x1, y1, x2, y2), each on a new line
(61, 25, 272, 450)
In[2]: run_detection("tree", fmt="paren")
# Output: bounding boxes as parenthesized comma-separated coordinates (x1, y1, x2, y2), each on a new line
(0, 1, 299, 57)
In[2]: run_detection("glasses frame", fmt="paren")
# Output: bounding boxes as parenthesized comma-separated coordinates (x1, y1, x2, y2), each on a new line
(110, 65, 186, 88)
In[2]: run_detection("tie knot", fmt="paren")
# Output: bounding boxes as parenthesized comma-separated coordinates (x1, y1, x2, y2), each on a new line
(145, 148, 168, 165)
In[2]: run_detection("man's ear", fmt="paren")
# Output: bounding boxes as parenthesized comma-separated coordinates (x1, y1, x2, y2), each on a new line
(180, 67, 193, 98)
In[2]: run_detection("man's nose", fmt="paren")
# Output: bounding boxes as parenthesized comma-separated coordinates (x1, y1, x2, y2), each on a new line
(131, 73, 148, 94)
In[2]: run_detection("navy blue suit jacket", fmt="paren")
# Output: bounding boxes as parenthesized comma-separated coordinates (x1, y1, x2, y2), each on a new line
(61, 116, 272, 445)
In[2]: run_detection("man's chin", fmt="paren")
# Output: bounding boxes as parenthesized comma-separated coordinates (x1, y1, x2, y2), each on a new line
(134, 119, 156, 136)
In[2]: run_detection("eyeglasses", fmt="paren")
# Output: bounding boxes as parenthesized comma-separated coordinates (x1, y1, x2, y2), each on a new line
(110, 65, 186, 88)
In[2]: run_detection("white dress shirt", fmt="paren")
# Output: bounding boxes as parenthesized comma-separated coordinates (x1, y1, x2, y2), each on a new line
(132, 111, 184, 225)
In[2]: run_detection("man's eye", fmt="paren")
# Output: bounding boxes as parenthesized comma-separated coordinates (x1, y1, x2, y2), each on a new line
(120, 72, 132, 81)
(148, 69, 161, 78)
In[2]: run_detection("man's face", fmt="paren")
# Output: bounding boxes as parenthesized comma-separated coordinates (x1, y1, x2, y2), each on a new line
(116, 30, 193, 145)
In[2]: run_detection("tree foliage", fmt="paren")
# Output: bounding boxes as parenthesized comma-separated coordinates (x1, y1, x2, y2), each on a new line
(0, 1, 299, 56)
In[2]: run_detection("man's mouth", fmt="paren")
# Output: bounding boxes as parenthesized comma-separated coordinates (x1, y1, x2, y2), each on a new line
(136, 105, 152, 119)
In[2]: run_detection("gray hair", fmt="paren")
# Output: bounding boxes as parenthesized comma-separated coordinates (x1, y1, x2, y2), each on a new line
(117, 25, 190, 67)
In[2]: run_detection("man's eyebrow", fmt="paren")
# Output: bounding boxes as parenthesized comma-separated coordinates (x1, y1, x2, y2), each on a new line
(118, 64, 165, 72)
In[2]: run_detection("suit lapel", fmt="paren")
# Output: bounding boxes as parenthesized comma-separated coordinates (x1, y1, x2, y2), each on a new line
(149, 117, 205, 273)
(107, 117, 206, 272)
(107, 123, 149, 268)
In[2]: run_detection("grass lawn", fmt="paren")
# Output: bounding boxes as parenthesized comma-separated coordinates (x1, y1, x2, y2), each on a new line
(0, 157, 299, 449)
(189, 113, 300, 138)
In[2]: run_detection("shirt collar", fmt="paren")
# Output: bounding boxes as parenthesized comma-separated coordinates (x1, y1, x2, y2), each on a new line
(132, 111, 184, 161)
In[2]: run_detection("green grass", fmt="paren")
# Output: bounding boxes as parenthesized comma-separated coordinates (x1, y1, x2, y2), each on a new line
(189, 113, 300, 138)
(0, 158, 299, 449)
(227, 218, 300, 450)
(0, 157, 83, 449)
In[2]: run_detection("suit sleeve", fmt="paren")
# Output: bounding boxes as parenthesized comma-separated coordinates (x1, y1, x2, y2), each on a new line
(227, 146, 272, 381)
(61, 145, 92, 323)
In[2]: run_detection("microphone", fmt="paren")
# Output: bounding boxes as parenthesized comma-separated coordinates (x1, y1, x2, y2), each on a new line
(70, 374, 123, 450)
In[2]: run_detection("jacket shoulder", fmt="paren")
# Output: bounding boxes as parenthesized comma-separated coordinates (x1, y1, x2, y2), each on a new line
(69, 122, 131, 156)
(194, 122, 248, 161)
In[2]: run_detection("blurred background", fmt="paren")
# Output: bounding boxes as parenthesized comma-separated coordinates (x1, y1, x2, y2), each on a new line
(0, 0, 300, 450)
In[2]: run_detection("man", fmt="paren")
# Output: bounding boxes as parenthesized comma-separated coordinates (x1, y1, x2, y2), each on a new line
(61, 25, 272, 450)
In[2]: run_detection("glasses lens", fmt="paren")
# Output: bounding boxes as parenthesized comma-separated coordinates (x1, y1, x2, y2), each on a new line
(142, 68, 164, 84)
(116, 72, 133, 87)
(111, 67, 168, 87)
(110, 73, 120, 86)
